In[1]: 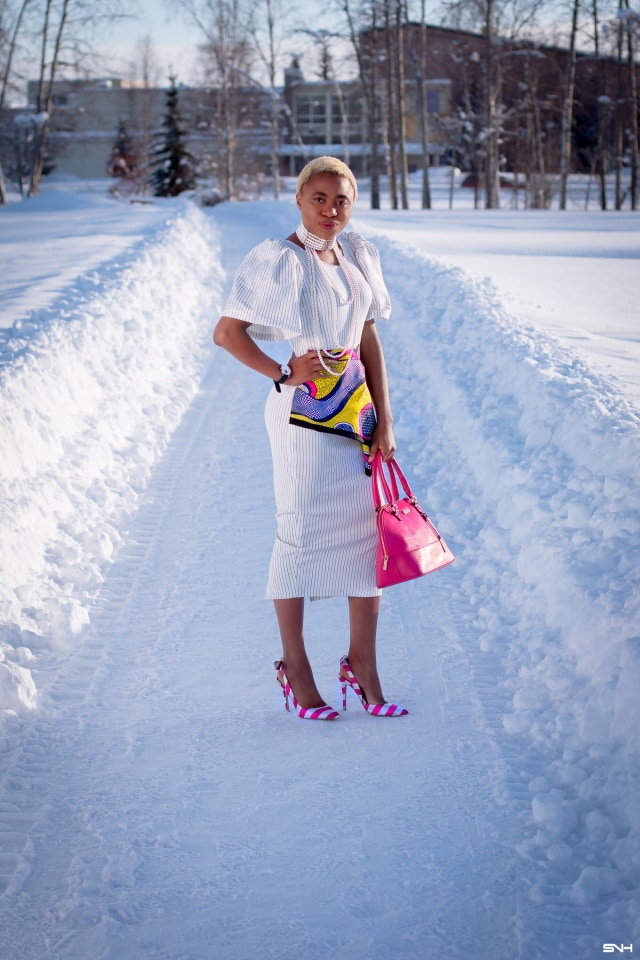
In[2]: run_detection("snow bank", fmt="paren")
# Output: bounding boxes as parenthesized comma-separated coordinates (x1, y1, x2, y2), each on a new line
(378, 237, 640, 913)
(0, 200, 223, 717)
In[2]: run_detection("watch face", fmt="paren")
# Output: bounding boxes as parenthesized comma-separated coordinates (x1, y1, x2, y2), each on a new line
(280, 364, 292, 376)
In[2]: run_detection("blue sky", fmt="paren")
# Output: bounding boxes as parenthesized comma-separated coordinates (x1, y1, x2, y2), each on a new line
(105, 2, 200, 84)
(103, 0, 351, 87)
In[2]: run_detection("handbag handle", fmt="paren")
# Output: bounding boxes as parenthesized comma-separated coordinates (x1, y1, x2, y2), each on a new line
(371, 452, 393, 509)
(371, 453, 414, 509)
(383, 456, 414, 501)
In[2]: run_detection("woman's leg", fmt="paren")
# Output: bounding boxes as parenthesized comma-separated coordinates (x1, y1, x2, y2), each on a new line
(274, 598, 327, 708)
(345, 596, 385, 704)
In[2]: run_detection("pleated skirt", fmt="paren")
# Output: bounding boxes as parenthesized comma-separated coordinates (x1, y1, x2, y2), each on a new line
(264, 384, 381, 600)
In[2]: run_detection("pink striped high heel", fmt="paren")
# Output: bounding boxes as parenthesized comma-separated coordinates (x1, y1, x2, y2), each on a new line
(339, 655, 408, 717)
(274, 660, 339, 721)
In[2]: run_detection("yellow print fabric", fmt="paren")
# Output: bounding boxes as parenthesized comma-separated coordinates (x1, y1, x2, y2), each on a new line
(289, 349, 377, 474)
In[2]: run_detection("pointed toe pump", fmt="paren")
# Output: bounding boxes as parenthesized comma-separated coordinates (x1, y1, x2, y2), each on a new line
(338, 655, 408, 717)
(274, 660, 339, 721)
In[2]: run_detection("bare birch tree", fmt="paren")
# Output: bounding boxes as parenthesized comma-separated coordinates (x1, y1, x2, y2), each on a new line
(591, 0, 610, 208)
(394, 0, 409, 207)
(383, 0, 399, 207)
(559, 0, 580, 208)
(483, 0, 500, 206)
(2, 0, 127, 197)
(27, 0, 70, 195)
(0, 0, 34, 110)
(407, 0, 431, 208)
(1, 0, 36, 200)
(613, 4, 626, 207)
(179, 0, 252, 199)
(439, 0, 550, 207)
(250, 0, 294, 198)
(0, 0, 36, 201)
(130, 35, 160, 194)
(620, 0, 638, 208)
(340, 0, 382, 208)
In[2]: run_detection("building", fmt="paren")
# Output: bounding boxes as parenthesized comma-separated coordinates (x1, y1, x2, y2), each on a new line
(16, 54, 451, 183)
(21, 76, 274, 182)
(360, 22, 639, 175)
(279, 61, 452, 177)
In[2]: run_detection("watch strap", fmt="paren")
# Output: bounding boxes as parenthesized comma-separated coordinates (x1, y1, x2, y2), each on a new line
(274, 362, 292, 393)
(274, 371, 290, 393)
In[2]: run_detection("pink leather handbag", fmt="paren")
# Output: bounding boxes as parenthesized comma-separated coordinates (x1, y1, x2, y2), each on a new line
(371, 453, 455, 588)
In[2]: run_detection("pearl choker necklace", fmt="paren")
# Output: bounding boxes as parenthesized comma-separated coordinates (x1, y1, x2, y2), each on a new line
(296, 224, 336, 252)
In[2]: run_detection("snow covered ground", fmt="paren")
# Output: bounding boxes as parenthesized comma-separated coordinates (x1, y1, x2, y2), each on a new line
(0, 175, 638, 959)
(355, 204, 640, 401)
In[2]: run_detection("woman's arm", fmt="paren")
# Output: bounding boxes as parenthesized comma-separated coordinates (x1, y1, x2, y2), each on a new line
(213, 316, 327, 386)
(359, 320, 396, 462)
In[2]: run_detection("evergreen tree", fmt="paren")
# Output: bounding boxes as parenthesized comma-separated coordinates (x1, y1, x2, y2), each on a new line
(148, 77, 196, 197)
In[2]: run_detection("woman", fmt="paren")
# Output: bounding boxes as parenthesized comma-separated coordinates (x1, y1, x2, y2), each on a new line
(213, 157, 407, 720)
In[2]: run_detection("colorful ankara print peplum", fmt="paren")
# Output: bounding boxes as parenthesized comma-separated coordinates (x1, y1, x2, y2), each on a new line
(289, 349, 376, 475)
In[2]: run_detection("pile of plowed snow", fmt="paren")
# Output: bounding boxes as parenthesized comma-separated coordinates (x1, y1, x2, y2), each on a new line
(374, 235, 640, 910)
(0, 201, 223, 715)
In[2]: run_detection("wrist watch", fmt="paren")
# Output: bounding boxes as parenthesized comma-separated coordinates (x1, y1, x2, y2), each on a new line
(274, 362, 292, 393)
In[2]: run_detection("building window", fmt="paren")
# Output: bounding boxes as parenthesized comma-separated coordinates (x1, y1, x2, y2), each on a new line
(331, 95, 362, 126)
(295, 95, 326, 127)
(330, 95, 364, 144)
(426, 90, 440, 113)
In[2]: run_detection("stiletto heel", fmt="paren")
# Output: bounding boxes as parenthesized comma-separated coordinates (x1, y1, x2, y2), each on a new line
(340, 677, 348, 712)
(338, 655, 408, 717)
(274, 660, 339, 721)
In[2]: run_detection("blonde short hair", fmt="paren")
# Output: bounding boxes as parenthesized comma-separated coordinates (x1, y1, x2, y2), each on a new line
(296, 156, 358, 201)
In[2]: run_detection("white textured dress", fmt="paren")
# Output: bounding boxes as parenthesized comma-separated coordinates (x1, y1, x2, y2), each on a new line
(222, 231, 391, 600)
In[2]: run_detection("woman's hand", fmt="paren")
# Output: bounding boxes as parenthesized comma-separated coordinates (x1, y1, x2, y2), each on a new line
(369, 420, 396, 463)
(287, 350, 338, 386)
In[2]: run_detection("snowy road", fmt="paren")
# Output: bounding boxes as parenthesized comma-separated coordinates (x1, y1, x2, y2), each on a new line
(2, 342, 525, 960)
(1, 193, 638, 959)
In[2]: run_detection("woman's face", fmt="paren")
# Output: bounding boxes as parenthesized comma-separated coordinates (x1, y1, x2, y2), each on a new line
(296, 173, 355, 241)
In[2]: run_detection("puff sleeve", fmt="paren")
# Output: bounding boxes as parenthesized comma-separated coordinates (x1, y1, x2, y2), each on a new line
(342, 232, 392, 322)
(222, 239, 304, 342)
